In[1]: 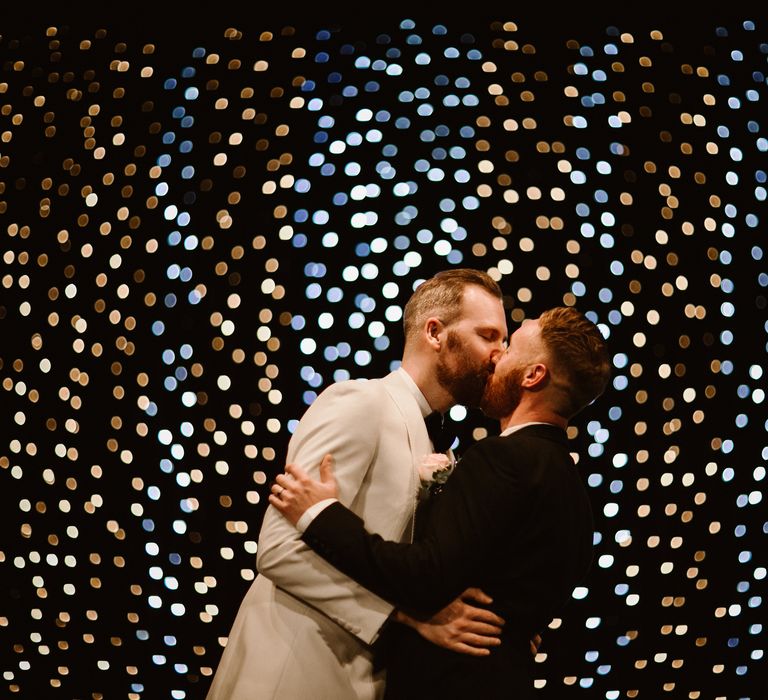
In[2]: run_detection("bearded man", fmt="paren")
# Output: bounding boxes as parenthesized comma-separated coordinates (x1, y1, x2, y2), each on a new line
(207, 269, 509, 700)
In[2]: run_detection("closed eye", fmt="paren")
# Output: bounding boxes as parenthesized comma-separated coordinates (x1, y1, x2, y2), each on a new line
(479, 331, 506, 346)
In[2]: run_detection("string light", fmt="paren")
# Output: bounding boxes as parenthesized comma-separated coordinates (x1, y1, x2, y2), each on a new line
(0, 14, 764, 699)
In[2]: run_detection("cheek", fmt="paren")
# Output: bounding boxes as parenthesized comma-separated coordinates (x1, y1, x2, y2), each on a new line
(467, 347, 495, 373)
(468, 342, 495, 365)
(480, 340, 501, 358)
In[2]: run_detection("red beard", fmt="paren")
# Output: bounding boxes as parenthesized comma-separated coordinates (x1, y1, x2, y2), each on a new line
(480, 363, 525, 419)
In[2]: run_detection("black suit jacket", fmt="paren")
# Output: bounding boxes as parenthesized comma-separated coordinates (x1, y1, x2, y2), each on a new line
(302, 424, 594, 699)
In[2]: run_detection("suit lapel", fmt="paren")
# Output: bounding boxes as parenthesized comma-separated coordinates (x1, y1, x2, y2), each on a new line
(380, 371, 432, 460)
(380, 371, 433, 543)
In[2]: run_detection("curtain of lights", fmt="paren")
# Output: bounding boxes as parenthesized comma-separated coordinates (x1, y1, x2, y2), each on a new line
(0, 11, 766, 700)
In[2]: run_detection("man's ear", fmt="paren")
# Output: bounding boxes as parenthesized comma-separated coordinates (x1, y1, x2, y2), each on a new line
(425, 318, 442, 349)
(522, 363, 548, 390)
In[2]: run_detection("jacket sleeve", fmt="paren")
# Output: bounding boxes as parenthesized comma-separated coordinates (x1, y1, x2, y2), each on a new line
(256, 380, 396, 643)
(302, 438, 522, 614)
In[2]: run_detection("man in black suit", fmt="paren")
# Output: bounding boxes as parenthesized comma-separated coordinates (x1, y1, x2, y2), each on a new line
(270, 306, 611, 699)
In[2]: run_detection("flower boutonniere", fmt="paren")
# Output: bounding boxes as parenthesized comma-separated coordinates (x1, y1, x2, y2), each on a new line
(418, 452, 456, 499)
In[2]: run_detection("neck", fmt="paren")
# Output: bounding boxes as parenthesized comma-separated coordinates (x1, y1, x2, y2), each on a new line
(400, 358, 454, 413)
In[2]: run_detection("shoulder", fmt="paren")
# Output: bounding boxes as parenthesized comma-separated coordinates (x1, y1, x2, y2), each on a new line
(463, 433, 529, 459)
(309, 376, 388, 415)
(486, 426, 568, 452)
(317, 376, 387, 400)
(460, 428, 571, 475)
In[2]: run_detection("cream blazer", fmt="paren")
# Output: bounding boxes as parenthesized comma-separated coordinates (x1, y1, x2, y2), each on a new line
(206, 370, 432, 700)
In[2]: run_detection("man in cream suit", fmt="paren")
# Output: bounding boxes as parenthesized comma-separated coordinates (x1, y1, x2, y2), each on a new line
(206, 268, 509, 700)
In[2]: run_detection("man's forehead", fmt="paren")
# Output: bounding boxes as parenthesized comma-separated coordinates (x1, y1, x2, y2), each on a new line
(470, 315, 507, 332)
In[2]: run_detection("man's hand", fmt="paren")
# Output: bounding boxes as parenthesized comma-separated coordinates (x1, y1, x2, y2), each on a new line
(269, 453, 338, 525)
(393, 587, 504, 656)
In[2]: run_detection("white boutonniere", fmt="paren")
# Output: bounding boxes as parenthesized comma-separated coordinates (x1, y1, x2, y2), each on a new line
(417, 452, 456, 499)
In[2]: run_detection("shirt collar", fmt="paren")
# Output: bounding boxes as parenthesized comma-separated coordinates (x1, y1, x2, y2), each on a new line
(499, 421, 557, 437)
(396, 367, 432, 418)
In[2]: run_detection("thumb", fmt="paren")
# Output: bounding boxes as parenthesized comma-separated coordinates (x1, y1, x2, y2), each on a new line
(319, 453, 335, 484)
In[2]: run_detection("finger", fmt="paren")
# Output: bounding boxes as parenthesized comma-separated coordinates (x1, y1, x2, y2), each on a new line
(461, 587, 493, 605)
(452, 643, 492, 657)
(274, 473, 290, 489)
(319, 453, 335, 483)
(458, 632, 501, 647)
(461, 621, 503, 635)
(284, 463, 306, 480)
(461, 606, 505, 626)
(477, 610, 505, 626)
(268, 494, 283, 508)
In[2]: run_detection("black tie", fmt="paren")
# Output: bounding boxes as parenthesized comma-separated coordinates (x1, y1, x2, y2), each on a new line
(424, 412, 456, 452)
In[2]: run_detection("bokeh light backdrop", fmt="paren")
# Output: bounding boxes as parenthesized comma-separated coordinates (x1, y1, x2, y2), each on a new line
(1, 8, 766, 699)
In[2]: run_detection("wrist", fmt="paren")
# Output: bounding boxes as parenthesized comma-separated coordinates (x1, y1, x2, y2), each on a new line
(392, 608, 418, 630)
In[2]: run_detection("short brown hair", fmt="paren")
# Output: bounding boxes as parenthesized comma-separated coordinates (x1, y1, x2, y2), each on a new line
(403, 268, 503, 341)
(538, 306, 611, 418)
